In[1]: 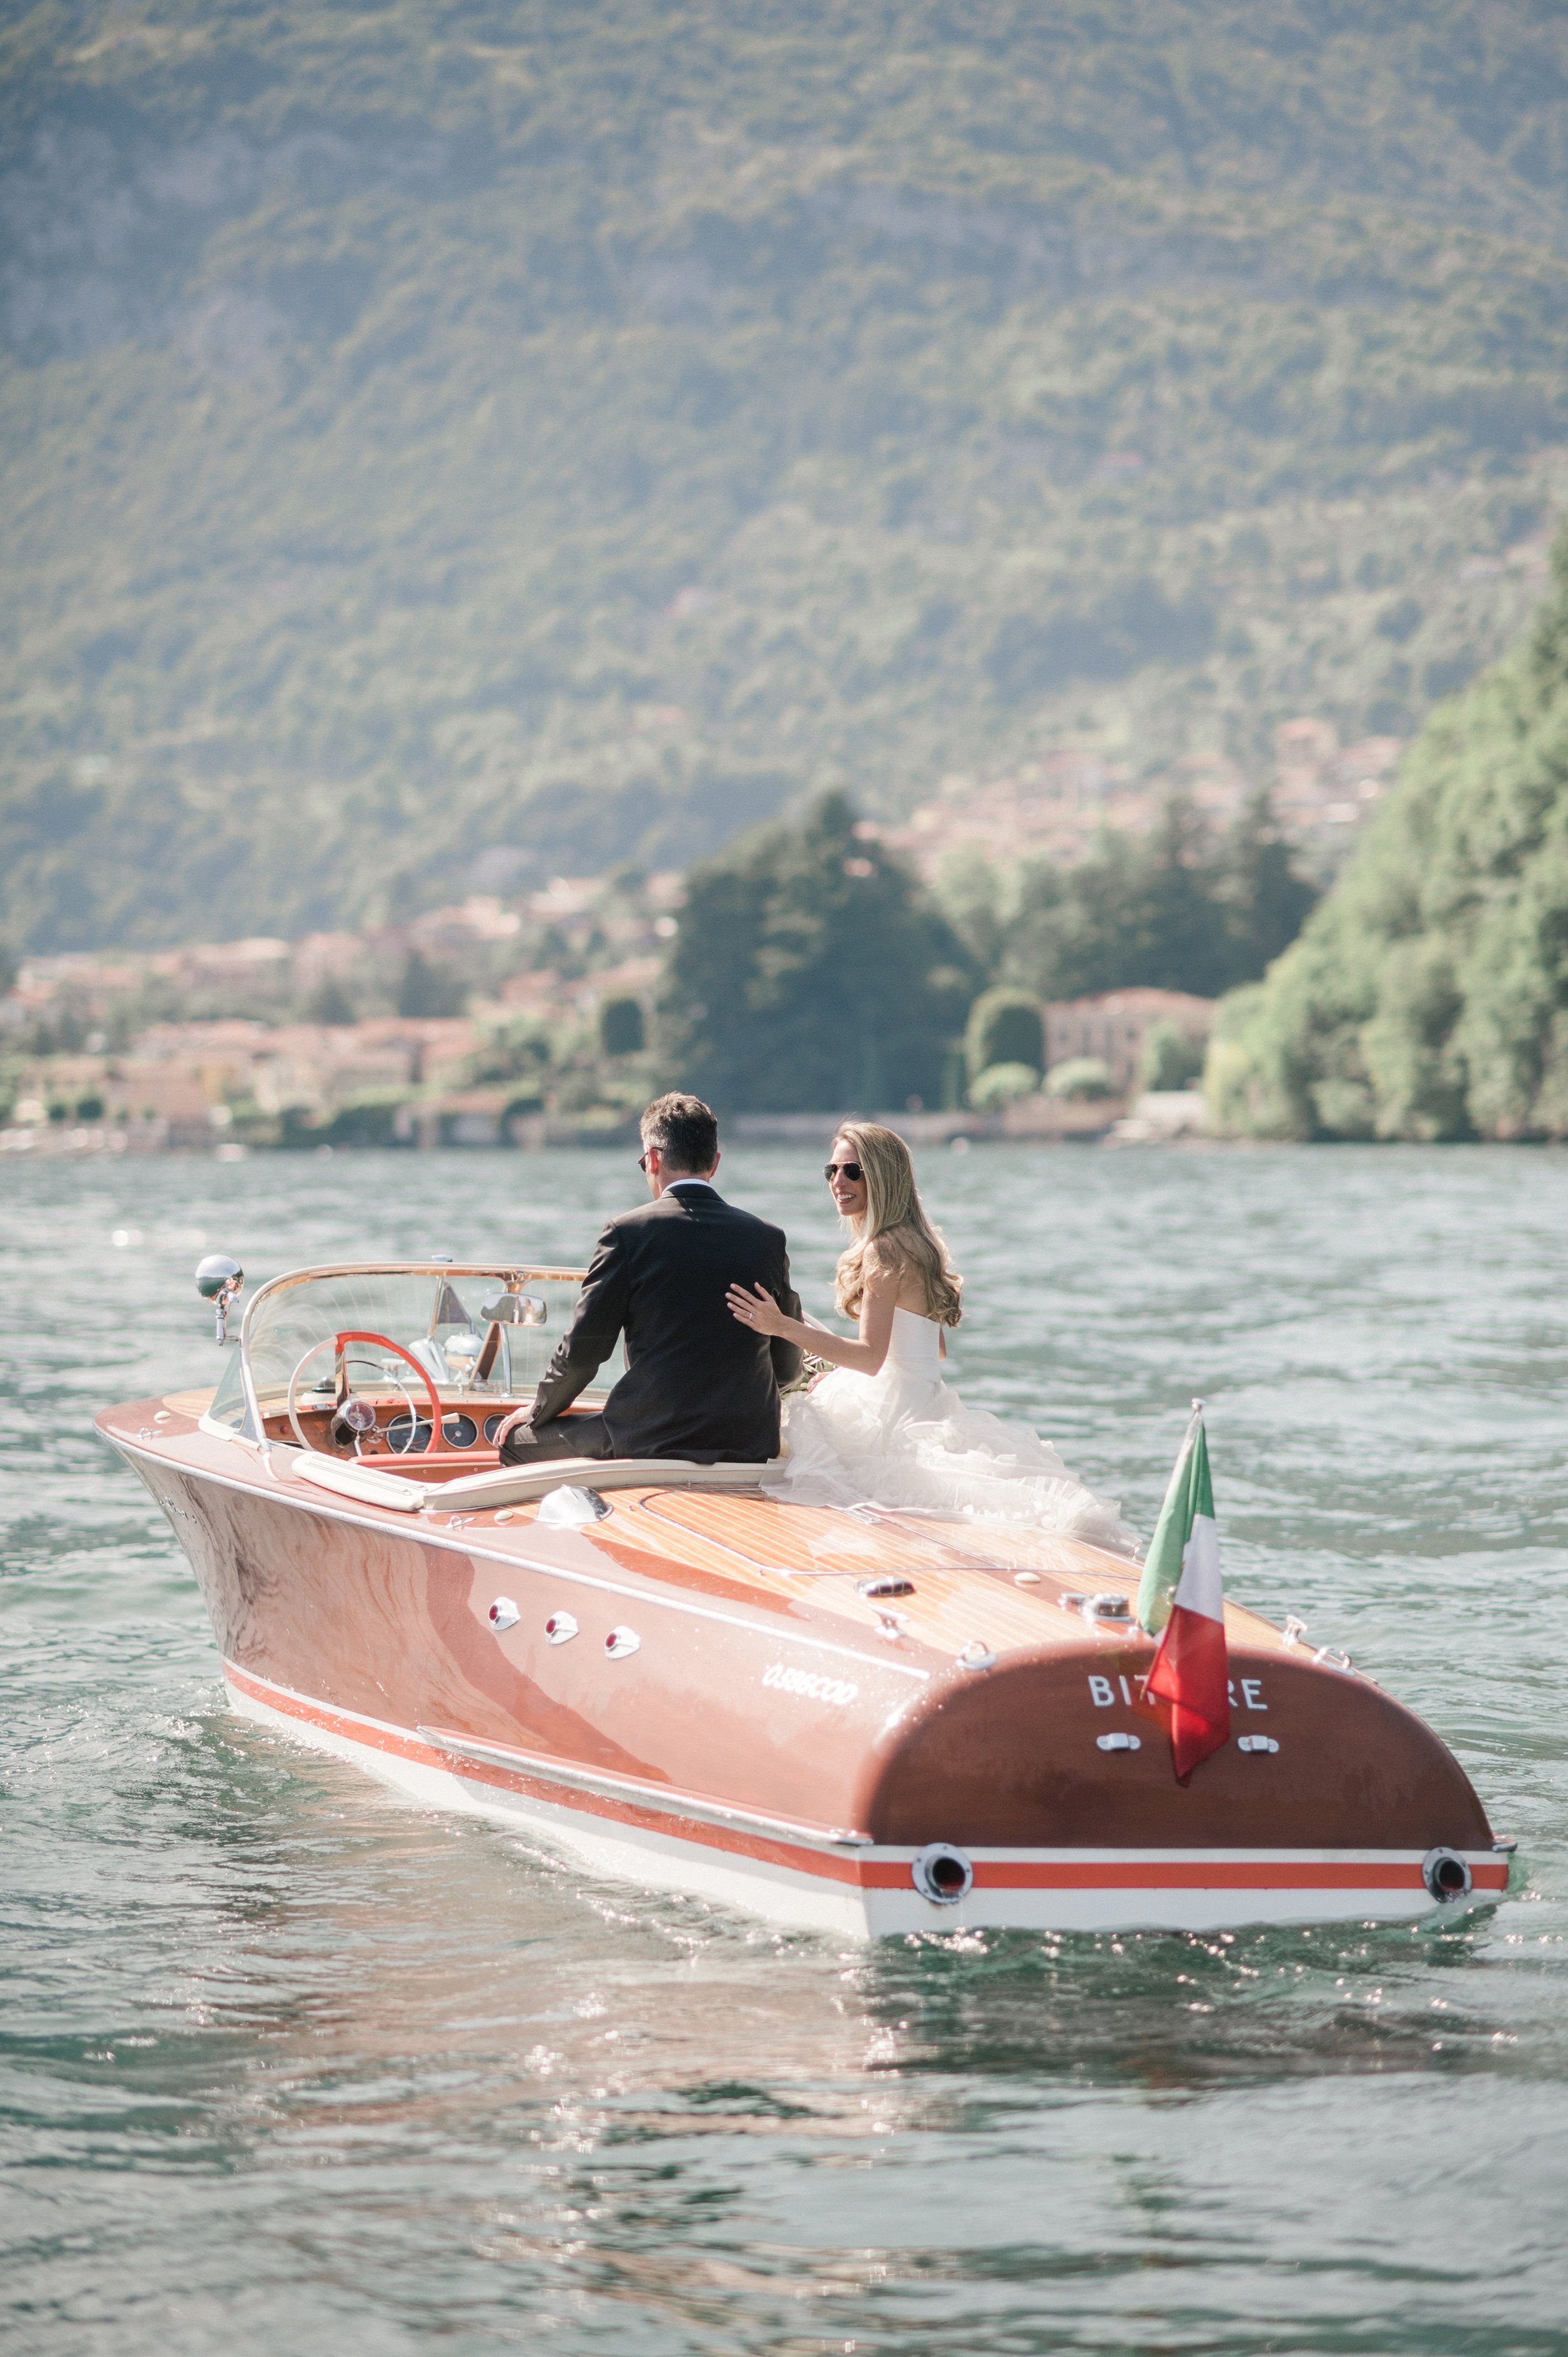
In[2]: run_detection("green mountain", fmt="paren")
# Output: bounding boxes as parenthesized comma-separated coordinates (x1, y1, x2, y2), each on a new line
(1212, 528, 1568, 1141)
(6, 1, 1568, 951)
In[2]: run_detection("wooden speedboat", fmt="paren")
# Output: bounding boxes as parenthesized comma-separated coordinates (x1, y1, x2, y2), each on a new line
(97, 1256, 1510, 1937)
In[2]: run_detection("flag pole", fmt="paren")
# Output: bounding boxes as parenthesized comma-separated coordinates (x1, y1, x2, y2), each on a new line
(1136, 1399, 1205, 1635)
(1143, 1400, 1230, 1782)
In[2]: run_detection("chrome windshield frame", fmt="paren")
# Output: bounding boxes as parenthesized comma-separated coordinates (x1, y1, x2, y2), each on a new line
(233, 1260, 588, 1442)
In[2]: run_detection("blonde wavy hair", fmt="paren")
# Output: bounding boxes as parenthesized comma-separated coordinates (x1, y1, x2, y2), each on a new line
(832, 1121, 963, 1327)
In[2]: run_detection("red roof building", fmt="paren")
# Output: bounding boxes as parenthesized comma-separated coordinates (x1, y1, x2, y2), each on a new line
(1044, 989, 1216, 1092)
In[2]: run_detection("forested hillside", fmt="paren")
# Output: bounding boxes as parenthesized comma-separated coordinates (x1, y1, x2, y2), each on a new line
(662, 785, 1313, 1112)
(1212, 528, 1568, 1140)
(5, 1, 1568, 950)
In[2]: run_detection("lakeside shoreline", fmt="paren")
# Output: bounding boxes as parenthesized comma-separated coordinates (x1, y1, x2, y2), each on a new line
(25, 1092, 1513, 1158)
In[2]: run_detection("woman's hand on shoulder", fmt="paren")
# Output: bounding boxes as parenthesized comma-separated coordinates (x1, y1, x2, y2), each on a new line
(727, 1280, 790, 1338)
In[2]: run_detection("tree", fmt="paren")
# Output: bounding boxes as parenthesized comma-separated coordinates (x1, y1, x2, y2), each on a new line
(1140, 1022, 1206, 1091)
(467, 1016, 551, 1087)
(307, 975, 358, 1026)
(984, 794, 1317, 1006)
(1214, 526, 1568, 1139)
(965, 987, 1044, 1086)
(1045, 1056, 1113, 1099)
(660, 794, 977, 1111)
(935, 845, 1010, 974)
(598, 996, 646, 1057)
(970, 1060, 1041, 1110)
(1213, 792, 1319, 981)
(397, 950, 464, 1019)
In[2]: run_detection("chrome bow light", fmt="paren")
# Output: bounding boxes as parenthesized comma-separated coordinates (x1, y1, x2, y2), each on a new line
(195, 1253, 244, 1344)
(538, 1485, 612, 1527)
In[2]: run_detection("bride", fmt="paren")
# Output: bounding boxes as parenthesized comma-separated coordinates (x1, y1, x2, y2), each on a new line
(726, 1122, 1130, 1545)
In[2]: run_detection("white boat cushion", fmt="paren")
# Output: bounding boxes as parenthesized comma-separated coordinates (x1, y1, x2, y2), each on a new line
(278, 1449, 774, 1515)
(286, 1452, 426, 1512)
(423, 1457, 774, 1511)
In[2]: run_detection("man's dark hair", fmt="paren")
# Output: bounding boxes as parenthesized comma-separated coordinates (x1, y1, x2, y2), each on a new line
(642, 1092, 718, 1174)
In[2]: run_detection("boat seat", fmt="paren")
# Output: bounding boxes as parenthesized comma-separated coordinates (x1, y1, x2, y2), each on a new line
(283, 1450, 427, 1511)
(280, 1449, 774, 1515)
(424, 1457, 775, 1511)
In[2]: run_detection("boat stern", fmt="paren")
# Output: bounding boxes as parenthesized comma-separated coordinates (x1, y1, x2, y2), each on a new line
(842, 1638, 1506, 1934)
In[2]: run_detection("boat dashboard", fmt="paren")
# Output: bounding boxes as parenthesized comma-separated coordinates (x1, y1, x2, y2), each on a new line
(201, 1257, 613, 1470)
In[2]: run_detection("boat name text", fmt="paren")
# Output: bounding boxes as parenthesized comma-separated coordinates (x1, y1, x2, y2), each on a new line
(1089, 1673, 1267, 1710)
(763, 1663, 861, 1707)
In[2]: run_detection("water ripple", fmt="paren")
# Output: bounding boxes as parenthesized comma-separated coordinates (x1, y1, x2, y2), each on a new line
(2, 1145, 1565, 2354)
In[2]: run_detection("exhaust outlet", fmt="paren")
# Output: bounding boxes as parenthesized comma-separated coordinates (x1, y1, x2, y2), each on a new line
(912, 1843, 973, 1906)
(1421, 1846, 1473, 1903)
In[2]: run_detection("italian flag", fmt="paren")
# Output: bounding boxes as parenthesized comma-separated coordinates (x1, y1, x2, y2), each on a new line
(1135, 1403, 1231, 1784)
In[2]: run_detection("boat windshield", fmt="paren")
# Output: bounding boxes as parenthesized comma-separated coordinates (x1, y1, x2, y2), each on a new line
(207, 1262, 612, 1432)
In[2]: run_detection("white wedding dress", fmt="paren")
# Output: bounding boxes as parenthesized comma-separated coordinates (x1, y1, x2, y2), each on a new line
(763, 1307, 1133, 1550)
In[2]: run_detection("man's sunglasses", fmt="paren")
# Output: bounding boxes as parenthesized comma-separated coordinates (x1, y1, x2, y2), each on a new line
(637, 1150, 655, 1171)
(824, 1161, 864, 1183)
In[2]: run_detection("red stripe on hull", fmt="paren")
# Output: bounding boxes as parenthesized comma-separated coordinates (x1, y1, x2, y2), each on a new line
(862, 1858, 1510, 1893)
(223, 1659, 870, 1886)
(223, 1661, 1506, 1898)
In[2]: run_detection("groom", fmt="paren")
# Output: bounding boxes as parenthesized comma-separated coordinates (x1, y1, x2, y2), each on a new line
(495, 1093, 805, 1466)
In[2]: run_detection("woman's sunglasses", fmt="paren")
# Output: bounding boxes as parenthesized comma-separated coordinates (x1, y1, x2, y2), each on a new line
(824, 1161, 864, 1183)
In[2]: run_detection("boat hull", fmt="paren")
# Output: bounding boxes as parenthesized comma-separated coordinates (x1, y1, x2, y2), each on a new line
(222, 1656, 1507, 1939)
(103, 1401, 1510, 1939)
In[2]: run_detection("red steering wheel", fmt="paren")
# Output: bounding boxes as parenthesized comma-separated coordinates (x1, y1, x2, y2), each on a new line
(287, 1330, 449, 1455)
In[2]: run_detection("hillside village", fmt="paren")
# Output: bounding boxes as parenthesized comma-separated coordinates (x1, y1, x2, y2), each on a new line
(1, 878, 671, 1152)
(0, 712, 1365, 1153)
(0, 962, 1217, 1156)
(887, 718, 1405, 882)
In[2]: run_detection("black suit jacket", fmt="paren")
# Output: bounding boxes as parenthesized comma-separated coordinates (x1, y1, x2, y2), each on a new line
(531, 1182, 804, 1462)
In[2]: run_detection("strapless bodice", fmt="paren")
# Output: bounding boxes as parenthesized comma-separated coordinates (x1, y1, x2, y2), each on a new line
(884, 1304, 943, 1375)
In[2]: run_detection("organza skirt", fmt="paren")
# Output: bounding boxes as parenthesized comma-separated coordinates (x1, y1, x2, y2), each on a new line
(762, 1311, 1132, 1551)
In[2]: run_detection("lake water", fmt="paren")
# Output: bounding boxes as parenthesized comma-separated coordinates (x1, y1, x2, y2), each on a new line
(4, 1142, 1567, 2355)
